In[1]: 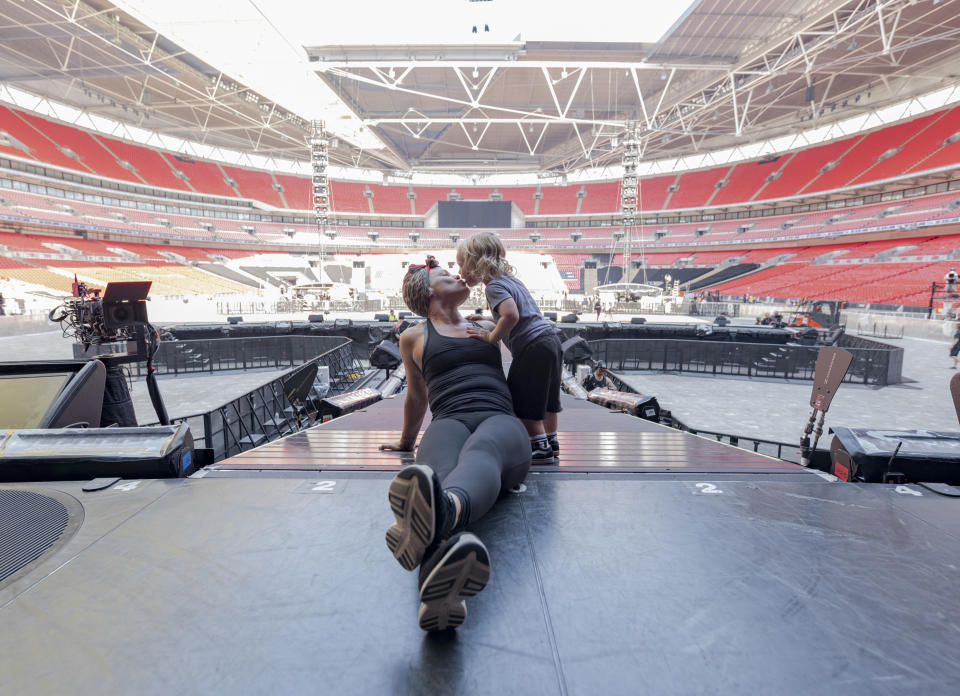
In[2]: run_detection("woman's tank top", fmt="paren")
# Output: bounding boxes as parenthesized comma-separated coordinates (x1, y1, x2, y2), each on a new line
(421, 319, 514, 419)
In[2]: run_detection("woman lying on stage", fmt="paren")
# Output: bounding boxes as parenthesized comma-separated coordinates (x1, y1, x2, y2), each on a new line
(380, 255, 531, 632)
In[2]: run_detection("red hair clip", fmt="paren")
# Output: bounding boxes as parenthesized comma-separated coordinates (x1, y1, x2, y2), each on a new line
(406, 255, 439, 274)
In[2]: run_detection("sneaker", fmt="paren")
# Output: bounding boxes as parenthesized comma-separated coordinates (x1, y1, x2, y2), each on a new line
(547, 434, 560, 459)
(531, 439, 555, 465)
(417, 532, 490, 632)
(386, 464, 454, 571)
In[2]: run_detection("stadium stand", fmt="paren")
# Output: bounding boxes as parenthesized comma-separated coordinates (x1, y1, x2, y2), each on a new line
(160, 154, 236, 197)
(639, 175, 676, 211)
(329, 180, 369, 213)
(579, 182, 621, 214)
(757, 136, 860, 200)
(711, 159, 784, 206)
(0, 105, 93, 171)
(222, 166, 285, 208)
(275, 174, 312, 210)
(91, 134, 190, 191)
(367, 183, 412, 215)
(537, 183, 581, 215)
(670, 166, 732, 209)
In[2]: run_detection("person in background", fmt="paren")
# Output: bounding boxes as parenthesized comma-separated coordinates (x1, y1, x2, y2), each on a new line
(582, 362, 612, 391)
(714, 312, 731, 327)
(388, 308, 397, 322)
(950, 322, 960, 369)
(457, 232, 564, 464)
(594, 297, 602, 321)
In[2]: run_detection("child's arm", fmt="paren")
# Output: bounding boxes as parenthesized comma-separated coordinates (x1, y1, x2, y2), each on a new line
(466, 299, 518, 344)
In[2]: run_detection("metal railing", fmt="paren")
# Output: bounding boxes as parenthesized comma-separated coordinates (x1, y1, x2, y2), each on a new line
(589, 337, 902, 385)
(158, 338, 364, 462)
(131, 335, 352, 377)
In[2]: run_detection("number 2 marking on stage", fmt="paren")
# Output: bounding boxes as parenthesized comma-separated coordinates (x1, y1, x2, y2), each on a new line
(311, 480, 337, 493)
(114, 481, 141, 492)
(695, 482, 723, 495)
(894, 485, 922, 497)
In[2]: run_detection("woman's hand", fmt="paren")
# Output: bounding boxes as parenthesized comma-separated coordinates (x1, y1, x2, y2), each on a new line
(466, 325, 496, 343)
(465, 313, 485, 321)
(380, 440, 414, 452)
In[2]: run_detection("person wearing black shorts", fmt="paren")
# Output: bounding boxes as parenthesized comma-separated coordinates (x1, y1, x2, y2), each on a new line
(950, 324, 960, 369)
(457, 232, 564, 464)
(380, 256, 530, 632)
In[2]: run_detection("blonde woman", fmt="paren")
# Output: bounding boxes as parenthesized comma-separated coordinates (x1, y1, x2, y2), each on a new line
(380, 256, 530, 632)
(457, 231, 563, 464)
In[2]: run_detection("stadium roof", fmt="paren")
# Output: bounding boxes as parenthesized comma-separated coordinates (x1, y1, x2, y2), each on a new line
(1, 0, 959, 176)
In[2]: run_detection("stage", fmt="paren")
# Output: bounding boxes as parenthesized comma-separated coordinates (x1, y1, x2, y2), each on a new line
(2, 396, 960, 694)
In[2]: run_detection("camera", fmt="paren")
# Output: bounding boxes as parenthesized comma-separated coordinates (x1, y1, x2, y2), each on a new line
(50, 278, 153, 363)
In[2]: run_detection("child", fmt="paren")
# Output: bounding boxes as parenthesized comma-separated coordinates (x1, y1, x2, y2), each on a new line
(457, 232, 562, 464)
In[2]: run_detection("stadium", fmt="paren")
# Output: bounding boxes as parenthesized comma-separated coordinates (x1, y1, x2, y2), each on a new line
(2, 0, 960, 692)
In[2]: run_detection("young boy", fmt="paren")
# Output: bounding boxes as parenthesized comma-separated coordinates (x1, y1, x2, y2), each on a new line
(457, 232, 563, 464)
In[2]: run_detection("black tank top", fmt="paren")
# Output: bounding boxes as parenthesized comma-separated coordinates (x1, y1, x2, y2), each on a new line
(421, 319, 514, 419)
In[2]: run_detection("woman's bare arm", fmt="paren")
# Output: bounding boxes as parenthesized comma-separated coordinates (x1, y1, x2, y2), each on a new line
(380, 327, 428, 451)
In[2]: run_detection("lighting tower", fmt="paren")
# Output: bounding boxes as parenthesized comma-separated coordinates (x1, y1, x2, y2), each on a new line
(620, 121, 641, 283)
(310, 120, 332, 276)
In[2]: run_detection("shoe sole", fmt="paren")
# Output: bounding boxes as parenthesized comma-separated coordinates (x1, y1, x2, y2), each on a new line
(418, 534, 490, 632)
(385, 465, 435, 571)
(531, 454, 556, 465)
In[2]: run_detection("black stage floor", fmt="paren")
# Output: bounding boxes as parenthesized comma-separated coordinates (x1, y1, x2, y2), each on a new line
(3, 396, 960, 694)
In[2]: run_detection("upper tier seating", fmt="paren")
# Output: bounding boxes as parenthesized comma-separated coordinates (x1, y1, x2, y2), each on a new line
(223, 166, 284, 208)
(160, 154, 236, 197)
(4, 103, 960, 214)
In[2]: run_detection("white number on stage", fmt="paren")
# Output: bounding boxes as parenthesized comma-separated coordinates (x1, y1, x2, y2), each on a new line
(695, 482, 723, 495)
(894, 485, 922, 497)
(311, 480, 337, 492)
(114, 481, 141, 492)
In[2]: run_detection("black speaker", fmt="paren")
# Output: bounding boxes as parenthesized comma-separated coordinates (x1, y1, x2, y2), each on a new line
(543, 312, 558, 321)
(631, 317, 646, 324)
(561, 313, 578, 323)
(307, 314, 325, 323)
(561, 336, 592, 363)
(398, 311, 412, 319)
(227, 316, 243, 324)
(396, 319, 420, 335)
(830, 428, 960, 484)
(374, 313, 390, 322)
(588, 389, 661, 422)
(334, 318, 352, 328)
(369, 340, 402, 370)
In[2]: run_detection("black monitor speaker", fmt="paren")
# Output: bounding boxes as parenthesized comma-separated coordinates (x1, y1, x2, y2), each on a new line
(560, 336, 592, 363)
(374, 313, 390, 322)
(307, 314, 325, 323)
(561, 313, 578, 323)
(631, 317, 646, 324)
(227, 316, 243, 324)
(334, 318, 352, 328)
(398, 311, 412, 319)
(543, 312, 558, 321)
(369, 340, 402, 370)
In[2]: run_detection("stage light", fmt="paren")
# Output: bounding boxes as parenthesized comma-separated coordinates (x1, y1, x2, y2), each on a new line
(472, 67, 479, 79)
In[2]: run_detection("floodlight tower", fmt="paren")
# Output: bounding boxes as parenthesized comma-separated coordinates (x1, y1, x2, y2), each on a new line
(310, 120, 332, 278)
(620, 121, 641, 284)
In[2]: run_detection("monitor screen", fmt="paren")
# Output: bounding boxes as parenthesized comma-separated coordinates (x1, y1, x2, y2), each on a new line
(0, 373, 73, 429)
(437, 200, 512, 228)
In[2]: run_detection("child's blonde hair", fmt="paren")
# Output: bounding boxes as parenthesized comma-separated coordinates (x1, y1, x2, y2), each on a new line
(457, 232, 514, 284)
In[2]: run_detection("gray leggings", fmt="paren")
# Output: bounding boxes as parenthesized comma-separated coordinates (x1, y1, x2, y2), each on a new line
(415, 411, 530, 524)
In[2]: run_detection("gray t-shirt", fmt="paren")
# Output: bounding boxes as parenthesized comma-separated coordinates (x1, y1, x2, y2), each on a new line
(485, 275, 554, 355)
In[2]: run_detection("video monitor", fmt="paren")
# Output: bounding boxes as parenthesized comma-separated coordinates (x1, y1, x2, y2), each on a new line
(0, 373, 74, 429)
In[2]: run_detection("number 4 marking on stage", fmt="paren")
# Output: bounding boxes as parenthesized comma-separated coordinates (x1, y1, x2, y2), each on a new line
(894, 485, 922, 497)
(114, 480, 141, 492)
(695, 482, 723, 495)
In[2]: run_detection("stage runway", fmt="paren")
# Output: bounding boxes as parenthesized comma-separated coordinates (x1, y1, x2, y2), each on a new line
(3, 396, 960, 695)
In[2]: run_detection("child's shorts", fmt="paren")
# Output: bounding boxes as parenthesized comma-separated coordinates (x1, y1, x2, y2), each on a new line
(507, 332, 563, 421)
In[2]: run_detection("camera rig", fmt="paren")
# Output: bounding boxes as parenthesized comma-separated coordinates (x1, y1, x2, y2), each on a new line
(49, 277, 169, 425)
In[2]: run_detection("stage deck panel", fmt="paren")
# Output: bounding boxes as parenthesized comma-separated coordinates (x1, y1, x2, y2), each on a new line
(2, 475, 960, 695)
(212, 394, 801, 474)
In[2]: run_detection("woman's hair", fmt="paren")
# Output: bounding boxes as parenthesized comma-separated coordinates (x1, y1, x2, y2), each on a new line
(401, 255, 439, 317)
(457, 232, 514, 284)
